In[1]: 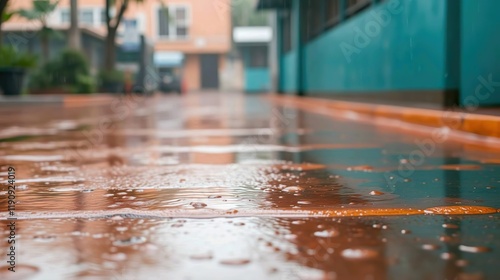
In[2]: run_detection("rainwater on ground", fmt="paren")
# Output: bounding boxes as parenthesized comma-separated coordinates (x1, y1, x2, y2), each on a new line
(1, 93, 500, 280)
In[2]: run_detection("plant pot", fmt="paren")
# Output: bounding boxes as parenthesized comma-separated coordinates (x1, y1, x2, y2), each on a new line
(100, 81, 124, 94)
(0, 68, 26, 96)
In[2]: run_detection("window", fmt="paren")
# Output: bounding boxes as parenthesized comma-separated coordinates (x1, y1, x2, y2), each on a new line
(79, 9, 94, 25)
(303, 0, 324, 41)
(60, 9, 70, 23)
(100, 9, 107, 24)
(346, 0, 371, 17)
(325, 0, 340, 27)
(249, 46, 268, 68)
(157, 6, 190, 39)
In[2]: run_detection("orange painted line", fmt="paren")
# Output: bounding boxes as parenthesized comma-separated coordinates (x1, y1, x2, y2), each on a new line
(266, 95, 500, 144)
(2, 205, 498, 220)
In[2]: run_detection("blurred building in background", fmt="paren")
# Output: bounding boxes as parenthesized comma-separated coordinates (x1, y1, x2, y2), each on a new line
(259, 0, 500, 107)
(233, 26, 272, 93)
(4, 0, 232, 92)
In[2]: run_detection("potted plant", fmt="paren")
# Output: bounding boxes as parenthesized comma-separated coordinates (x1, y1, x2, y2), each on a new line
(98, 69, 125, 94)
(0, 46, 37, 96)
(29, 49, 95, 94)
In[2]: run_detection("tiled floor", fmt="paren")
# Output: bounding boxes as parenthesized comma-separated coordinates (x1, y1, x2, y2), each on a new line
(1, 92, 499, 280)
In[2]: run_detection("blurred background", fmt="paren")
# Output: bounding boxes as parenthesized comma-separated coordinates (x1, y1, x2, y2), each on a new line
(0, 0, 499, 109)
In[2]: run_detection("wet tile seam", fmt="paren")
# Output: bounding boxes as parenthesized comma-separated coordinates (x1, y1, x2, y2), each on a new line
(1, 206, 498, 220)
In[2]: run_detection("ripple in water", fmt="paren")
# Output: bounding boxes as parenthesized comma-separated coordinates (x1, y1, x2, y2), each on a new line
(219, 258, 251, 265)
(190, 202, 208, 209)
(33, 235, 56, 242)
(0, 265, 39, 279)
(113, 236, 147, 246)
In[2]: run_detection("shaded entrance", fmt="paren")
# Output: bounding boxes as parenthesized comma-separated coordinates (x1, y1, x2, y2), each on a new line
(200, 54, 219, 89)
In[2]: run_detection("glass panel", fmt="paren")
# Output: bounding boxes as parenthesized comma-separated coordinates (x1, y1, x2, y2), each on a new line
(175, 7, 186, 22)
(176, 26, 188, 37)
(158, 9, 169, 36)
(100, 9, 107, 24)
(79, 9, 94, 25)
(61, 9, 70, 23)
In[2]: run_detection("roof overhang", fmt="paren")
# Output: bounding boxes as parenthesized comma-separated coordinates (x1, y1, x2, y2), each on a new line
(154, 51, 185, 67)
(233, 27, 272, 44)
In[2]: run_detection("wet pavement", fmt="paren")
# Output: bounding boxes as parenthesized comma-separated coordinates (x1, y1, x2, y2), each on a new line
(1, 92, 500, 280)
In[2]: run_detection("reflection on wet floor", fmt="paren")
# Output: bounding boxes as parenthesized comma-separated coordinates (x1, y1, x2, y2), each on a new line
(1, 92, 500, 279)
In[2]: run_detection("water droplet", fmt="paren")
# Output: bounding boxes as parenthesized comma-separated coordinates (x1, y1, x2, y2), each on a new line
(347, 165, 373, 172)
(341, 248, 378, 260)
(422, 244, 440, 251)
(190, 202, 207, 209)
(314, 229, 339, 238)
(442, 223, 459, 229)
(283, 186, 303, 193)
(459, 245, 491, 253)
(441, 252, 455, 260)
(369, 190, 384, 196)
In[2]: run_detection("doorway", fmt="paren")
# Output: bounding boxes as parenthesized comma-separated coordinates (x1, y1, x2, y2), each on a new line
(200, 54, 219, 89)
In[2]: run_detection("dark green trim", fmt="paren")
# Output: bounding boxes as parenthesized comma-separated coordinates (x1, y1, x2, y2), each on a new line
(308, 89, 460, 108)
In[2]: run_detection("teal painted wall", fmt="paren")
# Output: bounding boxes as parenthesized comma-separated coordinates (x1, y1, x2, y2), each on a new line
(245, 68, 271, 92)
(280, 50, 298, 92)
(460, 0, 500, 106)
(279, 0, 302, 94)
(303, 0, 454, 93)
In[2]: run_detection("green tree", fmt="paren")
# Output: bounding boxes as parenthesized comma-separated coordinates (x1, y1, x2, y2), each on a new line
(0, 0, 11, 47)
(231, 0, 268, 27)
(68, 0, 80, 50)
(18, 0, 60, 62)
(104, 0, 144, 71)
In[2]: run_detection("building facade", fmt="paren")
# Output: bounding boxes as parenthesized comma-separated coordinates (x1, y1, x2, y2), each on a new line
(5, 0, 232, 91)
(259, 0, 500, 107)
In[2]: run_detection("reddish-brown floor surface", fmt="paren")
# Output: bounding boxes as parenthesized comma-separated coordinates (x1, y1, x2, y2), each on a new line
(0, 92, 499, 280)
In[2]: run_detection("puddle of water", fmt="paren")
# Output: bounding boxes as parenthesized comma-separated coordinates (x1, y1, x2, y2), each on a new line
(1, 95, 500, 279)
